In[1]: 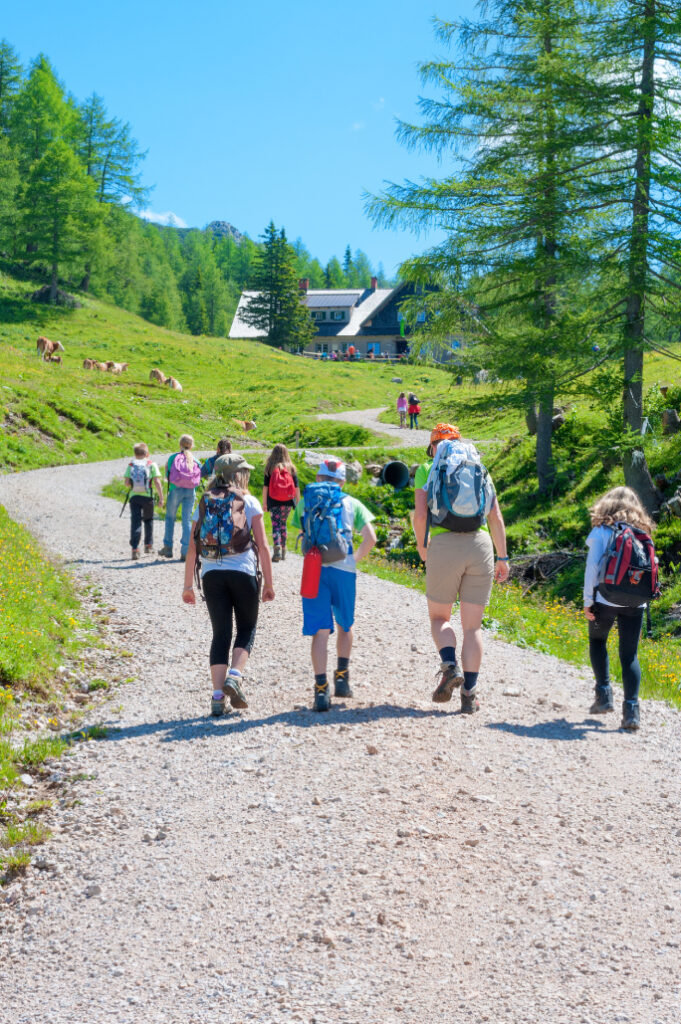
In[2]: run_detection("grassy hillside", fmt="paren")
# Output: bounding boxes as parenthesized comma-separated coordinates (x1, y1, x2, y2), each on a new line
(0, 269, 457, 472)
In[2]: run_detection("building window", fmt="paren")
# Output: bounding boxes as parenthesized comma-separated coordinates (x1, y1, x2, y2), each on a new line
(367, 342, 381, 356)
(312, 311, 326, 321)
(315, 342, 329, 353)
(330, 310, 345, 321)
(417, 311, 426, 323)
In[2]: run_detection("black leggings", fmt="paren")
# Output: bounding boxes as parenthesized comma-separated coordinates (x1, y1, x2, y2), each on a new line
(202, 570, 259, 665)
(588, 603, 644, 704)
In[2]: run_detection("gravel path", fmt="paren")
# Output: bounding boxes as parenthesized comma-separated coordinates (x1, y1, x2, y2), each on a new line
(1, 458, 680, 1024)
(317, 407, 432, 448)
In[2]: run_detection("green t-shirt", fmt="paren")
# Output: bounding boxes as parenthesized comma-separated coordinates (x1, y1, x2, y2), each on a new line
(292, 492, 374, 573)
(124, 459, 161, 496)
(414, 461, 492, 536)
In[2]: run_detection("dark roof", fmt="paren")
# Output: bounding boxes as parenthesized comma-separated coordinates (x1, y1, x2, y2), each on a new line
(303, 291, 362, 309)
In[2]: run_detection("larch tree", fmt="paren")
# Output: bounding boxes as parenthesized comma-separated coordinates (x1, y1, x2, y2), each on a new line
(0, 39, 22, 135)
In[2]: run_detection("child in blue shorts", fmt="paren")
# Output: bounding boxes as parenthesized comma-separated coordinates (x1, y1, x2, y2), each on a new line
(291, 459, 376, 712)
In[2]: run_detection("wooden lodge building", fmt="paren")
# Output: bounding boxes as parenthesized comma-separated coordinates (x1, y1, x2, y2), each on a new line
(229, 277, 427, 357)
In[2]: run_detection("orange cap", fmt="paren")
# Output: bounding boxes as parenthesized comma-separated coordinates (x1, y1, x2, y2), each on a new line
(430, 422, 461, 444)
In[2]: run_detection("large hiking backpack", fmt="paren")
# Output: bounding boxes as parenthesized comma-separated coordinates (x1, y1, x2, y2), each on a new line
(425, 439, 495, 536)
(269, 466, 296, 502)
(300, 483, 350, 565)
(169, 450, 201, 488)
(194, 486, 253, 563)
(596, 522, 660, 607)
(128, 458, 152, 495)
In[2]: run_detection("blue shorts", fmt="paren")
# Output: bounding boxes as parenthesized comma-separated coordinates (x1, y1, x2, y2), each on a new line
(302, 566, 356, 636)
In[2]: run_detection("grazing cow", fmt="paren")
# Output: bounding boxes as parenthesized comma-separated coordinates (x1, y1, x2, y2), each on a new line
(48, 353, 62, 365)
(107, 362, 129, 374)
(37, 336, 65, 360)
(165, 376, 183, 392)
(94, 361, 108, 371)
(149, 368, 167, 384)
(83, 358, 95, 369)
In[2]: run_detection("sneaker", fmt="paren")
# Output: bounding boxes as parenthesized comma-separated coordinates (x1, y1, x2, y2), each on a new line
(131, 549, 140, 561)
(157, 545, 173, 558)
(334, 668, 352, 698)
(224, 674, 248, 709)
(432, 661, 464, 703)
(460, 686, 480, 715)
(621, 702, 640, 731)
(272, 545, 281, 563)
(211, 694, 226, 717)
(590, 686, 614, 714)
(144, 544, 153, 554)
(313, 680, 331, 712)
(281, 546, 286, 561)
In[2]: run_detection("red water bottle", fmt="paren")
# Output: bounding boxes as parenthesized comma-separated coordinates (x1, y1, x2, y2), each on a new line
(300, 546, 322, 598)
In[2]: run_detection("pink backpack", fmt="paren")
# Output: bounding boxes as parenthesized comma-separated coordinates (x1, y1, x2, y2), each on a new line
(169, 450, 201, 488)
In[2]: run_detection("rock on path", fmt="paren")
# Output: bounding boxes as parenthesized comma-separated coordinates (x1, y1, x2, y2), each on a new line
(1, 458, 680, 1024)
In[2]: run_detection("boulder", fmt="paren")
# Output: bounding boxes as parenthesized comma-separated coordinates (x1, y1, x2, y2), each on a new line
(365, 463, 383, 478)
(662, 409, 681, 436)
(391, 377, 403, 383)
(345, 460, 363, 484)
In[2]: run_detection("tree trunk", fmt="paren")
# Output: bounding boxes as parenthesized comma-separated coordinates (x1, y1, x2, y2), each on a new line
(49, 263, 58, 303)
(623, 448, 659, 517)
(536, 388, 555, 494)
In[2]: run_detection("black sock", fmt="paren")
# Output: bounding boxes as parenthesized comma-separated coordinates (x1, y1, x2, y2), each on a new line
(463, 671, 478, 692)
(315, 673, 328, 688)
(337, 657, 350, 672)
(439, 646, 457, 665)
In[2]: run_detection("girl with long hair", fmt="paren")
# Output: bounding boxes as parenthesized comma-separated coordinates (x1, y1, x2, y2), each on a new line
(262, 443, 300, 562)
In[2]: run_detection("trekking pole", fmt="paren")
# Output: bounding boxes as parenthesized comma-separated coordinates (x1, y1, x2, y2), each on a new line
(119, 490, 130, 518)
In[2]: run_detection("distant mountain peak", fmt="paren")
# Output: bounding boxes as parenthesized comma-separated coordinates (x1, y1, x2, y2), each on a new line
(205, 221, 244, 243)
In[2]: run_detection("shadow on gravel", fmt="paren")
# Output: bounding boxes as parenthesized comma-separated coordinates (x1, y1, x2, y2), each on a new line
(486, 717, 608, 742)
(66, 558, 168, 568)
(95, 703, 448, 744)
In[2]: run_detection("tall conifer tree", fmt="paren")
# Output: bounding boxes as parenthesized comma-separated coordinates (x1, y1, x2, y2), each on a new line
(242, 222, 315, 348)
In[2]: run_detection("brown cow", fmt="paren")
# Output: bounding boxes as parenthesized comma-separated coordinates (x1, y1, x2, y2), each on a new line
(48, 353, 62, 365)
(83, 358, 95, 370)
(165, 376, 183, 392)
(94, 362, 108, 371)
(107, 362, 129, 374)
(149, 368, 167, 384)
(37, 336, 65, 360)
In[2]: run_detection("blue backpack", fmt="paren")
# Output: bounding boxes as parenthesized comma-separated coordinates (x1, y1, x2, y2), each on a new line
(300, 483, 350, 564)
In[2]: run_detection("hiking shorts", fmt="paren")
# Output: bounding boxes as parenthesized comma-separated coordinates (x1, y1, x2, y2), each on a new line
(302, 566, 356, 635)
(426, 530, 494, 607)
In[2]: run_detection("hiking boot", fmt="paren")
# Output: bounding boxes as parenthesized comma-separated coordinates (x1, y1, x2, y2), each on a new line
(157, 545, 173, 558)
(621, 701, 640, 731)
(281, 546, 286, 561)
(460, 686, 480, 715)
(224, 674, 248, 709)
(131, 549, 140, 561)
(590, 686, 614, 714)
(313, 680, 331, 712)
(334, 668, 352, 698)
(272, 544, 282, 563)
(144, 544, 153, 554)
(211, 694, 226, 717)
(432, 661, 464, 703)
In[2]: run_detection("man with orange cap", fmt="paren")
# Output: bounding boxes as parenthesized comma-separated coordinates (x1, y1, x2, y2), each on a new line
(413, 423, 509, 713)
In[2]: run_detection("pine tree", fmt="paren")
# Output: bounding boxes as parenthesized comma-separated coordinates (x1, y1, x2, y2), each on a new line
(77, 93, 147, 206)
(0, 135, 19, 251)
(11, 55, 75, 171)
(242, 222, 315, 348)
(0, 39, 22, 135)
(369, 3, 608, 493)
(22, 139, 98, 301)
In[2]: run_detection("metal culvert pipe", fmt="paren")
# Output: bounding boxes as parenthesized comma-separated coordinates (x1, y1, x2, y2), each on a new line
(379, 460, 410, 490)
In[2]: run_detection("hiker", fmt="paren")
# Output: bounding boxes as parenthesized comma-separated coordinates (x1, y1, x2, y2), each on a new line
(292, 459, 376, 712)
(407, 393, 421, 429)
(124, 442, 164, 560)
(413, 424, 509, 713)
(158, 434, 201, 561)
(182, 453, 274, 717)
(583, 487, 658, 731)
(201, 437, 232, 480)
(262, 443, 300, 563)
(396, 392, 407, 429)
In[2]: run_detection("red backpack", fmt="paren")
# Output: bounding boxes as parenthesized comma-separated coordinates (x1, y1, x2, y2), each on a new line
(596, 522, 660, 607)
(269, 466, 296, 502)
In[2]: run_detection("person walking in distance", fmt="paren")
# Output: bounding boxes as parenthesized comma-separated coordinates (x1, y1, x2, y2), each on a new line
(396, 392, 407, 429)
(182, 454, 274, 716)
(158, 435, 201, 561)
(583, 487, 658, 731)
(407, 393, 421, 430)
(413, 424, 509, 713)
(262, 443, 300, 562)
(292, 459, 376, 711)
(124, 442, 164, 559)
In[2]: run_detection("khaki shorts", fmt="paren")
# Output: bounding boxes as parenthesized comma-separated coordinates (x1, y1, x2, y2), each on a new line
(425, 530, 494, 607)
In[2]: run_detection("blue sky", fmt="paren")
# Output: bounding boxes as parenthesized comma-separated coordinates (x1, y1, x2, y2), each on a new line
(4, 1, 478, 274)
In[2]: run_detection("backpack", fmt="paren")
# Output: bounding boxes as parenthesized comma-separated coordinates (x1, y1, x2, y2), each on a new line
(128, 458, 152, 495)
(268, 466, 296, 502)
(193, 486, 253, 563)
(425, 440, 495, 536)
(596, 522, 660, 608)
(300, 483, 350, 564)
(169, 450, 201, 488)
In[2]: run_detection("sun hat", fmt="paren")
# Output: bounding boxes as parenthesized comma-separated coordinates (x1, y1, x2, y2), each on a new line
(214, 453, 254, 480)
(317, 459, 346, 482)
(430, 423, 462, 445)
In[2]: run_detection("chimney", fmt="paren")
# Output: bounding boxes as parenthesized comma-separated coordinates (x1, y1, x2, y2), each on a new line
(299, 278, 310, 293)
(370, 276, 378, 291)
